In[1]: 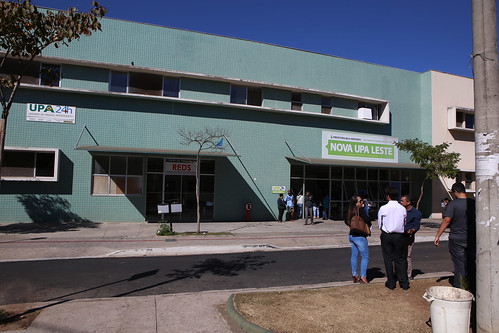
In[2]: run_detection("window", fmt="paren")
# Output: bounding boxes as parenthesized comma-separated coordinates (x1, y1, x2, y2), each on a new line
(40, 63, 61, 87)
(109, 71, 128, 93)
(457, 111, 475, 130)
(448, 106, 474, 132)
(230, 85, 246, 104)
(457, 172, 475, 191)
(321, 97, 332, 114)
(0, 58, 40, 84)
(1, 147, 59, 181)
(230, 85, 262, 106)
(163, 77, 180, 97)
(129, 72, 162, 96)
(291, 93, 302, 111)
(92, 155, 144, 195)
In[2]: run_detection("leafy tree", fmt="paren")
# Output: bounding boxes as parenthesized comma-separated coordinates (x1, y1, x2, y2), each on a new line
(179, 128, 229, 233)
(395, 138, 461, 209)
(0, 0, 107, 178)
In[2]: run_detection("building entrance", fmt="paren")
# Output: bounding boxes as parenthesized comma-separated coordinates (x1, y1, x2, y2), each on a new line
(146, 158, 214, 222)
(291, 165, 414, 221)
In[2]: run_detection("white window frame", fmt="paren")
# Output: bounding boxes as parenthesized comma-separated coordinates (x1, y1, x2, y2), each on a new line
(1, 147, 59, 181)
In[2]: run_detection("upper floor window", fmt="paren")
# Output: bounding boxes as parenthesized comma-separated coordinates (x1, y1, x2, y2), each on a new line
(92, 155, 144, 195)
(457, 111, 474, 130)
(40, 63, 61, 87)
(230, 85, 262, 106)
(1, 147, 59, 181)
(448, 106, 474, 132)
(321, 97, 332, 114)
(456, 171, 475, 192)
(129, 72, 162, 96)
(109, 71, 128, 93)
(291, 93, 302, 111)
(163, 77, 180, 98)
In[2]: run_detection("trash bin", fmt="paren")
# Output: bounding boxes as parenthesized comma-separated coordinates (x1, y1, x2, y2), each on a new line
(423, 286, 474, 333)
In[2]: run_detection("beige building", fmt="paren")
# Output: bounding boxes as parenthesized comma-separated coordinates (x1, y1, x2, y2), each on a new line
(430, 71, 475, 219)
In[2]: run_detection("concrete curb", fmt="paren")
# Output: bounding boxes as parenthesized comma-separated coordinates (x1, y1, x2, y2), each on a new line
(227, 294, 273, 333)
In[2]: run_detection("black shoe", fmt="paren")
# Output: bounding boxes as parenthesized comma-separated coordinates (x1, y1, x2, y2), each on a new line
(401, 284, 410, 290)
(385, 281, 396, 290)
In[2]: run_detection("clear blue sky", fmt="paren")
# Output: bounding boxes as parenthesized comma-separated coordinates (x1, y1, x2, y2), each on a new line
(32, 0, 498, 78)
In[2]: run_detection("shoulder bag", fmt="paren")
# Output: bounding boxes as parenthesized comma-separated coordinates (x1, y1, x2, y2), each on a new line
(350, 207, 371, 236)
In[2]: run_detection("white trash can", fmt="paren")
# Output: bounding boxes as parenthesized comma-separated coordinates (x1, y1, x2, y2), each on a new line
(423, 286, 474, 333)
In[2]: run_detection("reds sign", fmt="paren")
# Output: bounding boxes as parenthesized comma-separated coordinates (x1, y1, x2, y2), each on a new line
(164, 159, 197, 175)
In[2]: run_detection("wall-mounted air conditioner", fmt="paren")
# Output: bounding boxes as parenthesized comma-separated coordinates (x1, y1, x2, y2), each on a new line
(358, 107, 372, 119)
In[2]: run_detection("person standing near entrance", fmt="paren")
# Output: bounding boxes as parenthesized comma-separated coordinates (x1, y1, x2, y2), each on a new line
(304, 192, 314, 225)
(434, 182, 476, 290)
(378, 186, 409, 290)
(400, 194, 421, 280)
(296, 193, 304, 219)
(285, 190, 295, 221)
(277, 193, 286, 222)
(322, 194, 330, 220)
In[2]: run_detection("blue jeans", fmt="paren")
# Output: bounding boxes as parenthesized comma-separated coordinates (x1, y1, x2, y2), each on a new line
(349, 235, 369, 278)
(297, 204, 303, 218)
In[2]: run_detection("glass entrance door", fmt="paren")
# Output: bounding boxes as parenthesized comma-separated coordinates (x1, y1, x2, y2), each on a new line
(146, 158, 214, 222)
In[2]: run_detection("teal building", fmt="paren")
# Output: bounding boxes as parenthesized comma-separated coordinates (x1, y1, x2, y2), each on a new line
(1, 17, 433, 223)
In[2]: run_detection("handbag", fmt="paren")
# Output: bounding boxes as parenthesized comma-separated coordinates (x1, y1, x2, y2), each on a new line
(350, 207, 371, 236)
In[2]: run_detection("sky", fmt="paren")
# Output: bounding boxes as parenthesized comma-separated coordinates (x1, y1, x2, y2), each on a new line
(30, 0, 498, 78)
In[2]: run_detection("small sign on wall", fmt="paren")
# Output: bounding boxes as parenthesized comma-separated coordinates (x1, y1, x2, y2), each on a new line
(272, 186, 286, 194)
(26, 103, 76, 124)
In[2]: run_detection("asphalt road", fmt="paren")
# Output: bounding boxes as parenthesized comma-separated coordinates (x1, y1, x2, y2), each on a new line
(0, 242, 452, 305)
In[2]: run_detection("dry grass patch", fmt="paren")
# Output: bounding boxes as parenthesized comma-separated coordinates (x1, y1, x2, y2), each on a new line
(234, 278, 455, 333)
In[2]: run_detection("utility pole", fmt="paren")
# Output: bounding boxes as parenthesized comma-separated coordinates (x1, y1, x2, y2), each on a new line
(472, 0, 499, 332)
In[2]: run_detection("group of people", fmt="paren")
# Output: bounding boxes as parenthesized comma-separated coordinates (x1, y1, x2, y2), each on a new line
(345, 182, 474, 291)
(277, 190, 329, 223)
(345, 187, 421, 288)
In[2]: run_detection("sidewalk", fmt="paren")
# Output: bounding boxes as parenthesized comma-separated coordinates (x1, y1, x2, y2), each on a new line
(0, 219, 446, 262)
(0, 219, 448, 332)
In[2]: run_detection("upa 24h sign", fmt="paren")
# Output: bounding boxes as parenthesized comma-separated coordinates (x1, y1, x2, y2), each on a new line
(322, 131, 398, 163)
(26, 103, 76, 124)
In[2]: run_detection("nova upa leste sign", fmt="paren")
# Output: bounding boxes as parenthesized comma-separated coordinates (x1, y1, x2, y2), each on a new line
(322, 131, 398, 163)
(26, 103, 76, 124)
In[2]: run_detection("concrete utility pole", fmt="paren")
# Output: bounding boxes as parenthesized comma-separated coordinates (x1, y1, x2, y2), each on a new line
(472, 0, 499, 332)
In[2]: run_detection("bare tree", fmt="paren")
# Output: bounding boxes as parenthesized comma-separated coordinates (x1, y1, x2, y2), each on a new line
(178, 127, 229, 233)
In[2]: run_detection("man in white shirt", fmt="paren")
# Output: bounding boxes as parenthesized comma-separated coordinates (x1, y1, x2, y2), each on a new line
(378, 187, 409, 290)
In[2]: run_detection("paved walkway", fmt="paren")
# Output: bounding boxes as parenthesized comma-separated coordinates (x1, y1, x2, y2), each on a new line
(0, 219, 448, 332)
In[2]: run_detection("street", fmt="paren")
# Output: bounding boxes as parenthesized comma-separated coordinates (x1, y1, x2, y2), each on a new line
(0, 242, 452, 305)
